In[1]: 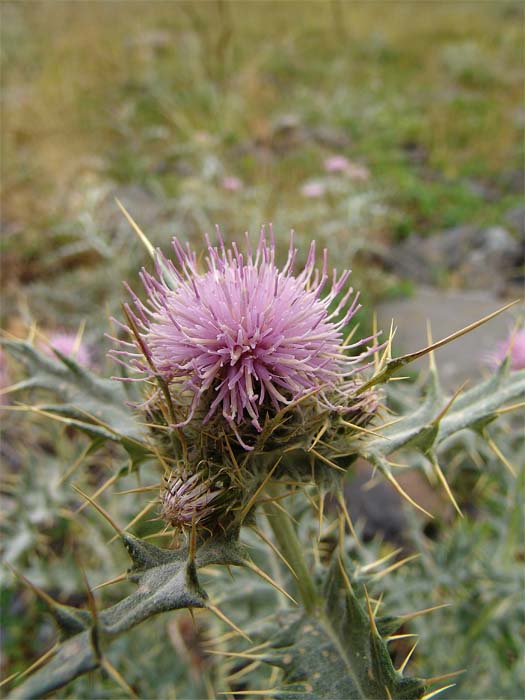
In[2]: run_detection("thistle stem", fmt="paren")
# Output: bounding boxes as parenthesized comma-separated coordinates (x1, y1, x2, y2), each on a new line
(263, 484, 318, 614)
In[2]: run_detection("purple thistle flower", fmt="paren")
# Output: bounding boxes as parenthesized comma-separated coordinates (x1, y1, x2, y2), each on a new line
(485, 327, 525, 371)
(110, 227, 379, 446)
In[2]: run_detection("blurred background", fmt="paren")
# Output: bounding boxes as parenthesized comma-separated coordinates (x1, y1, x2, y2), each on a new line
(1, 2, 524, 698)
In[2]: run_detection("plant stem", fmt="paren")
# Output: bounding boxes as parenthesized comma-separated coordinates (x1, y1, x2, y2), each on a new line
(263, 484, 318, 614)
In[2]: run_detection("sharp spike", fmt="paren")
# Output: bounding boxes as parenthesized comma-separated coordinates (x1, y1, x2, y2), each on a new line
(5, 642, 59, 684)
(114, 484, 161, 495)
(7, 564, 62, 609)
(429, 453, 463, 517)
(243, 560, 297, 605)
(72, 485, 122, 535)
(364, 586, 379, 636)
(115, 198, 155, 258)
(309, 448, 346, 472)
(421, 684, 456, 700)
(397, 640, 418, 673)
(372, 554, 420, 580)
(252, 527, 298, 578)
(93, 572, 128, 591)
(205, 650, 266, 660)
(383, 470, 434, 519)
(336, 491, 361, 547)
(108, 499, 157, 543)
(340, 419, 392, 440)
(101, 657, 138, 699)
(337, 555, 354, 594)
(400, 603, 451, 622)
(496, 401, 525, 415)
(58, 442, 95, 485)
(76, 474, 118, 514)
(239, 458, 282, 521)
(386, 633, 418, 643)
(359, 548, 403, 574)
(207, 603, 251, 642)
(224, 660, 260, 683)
(485, 435, 516, 476)
(217, 691, 280, 696)
(425, 670, 466, 685)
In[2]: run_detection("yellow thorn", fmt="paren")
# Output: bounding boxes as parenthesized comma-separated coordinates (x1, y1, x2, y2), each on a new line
(205, 650, 265, 660)
(421, 684, 456, 700)
(7, 642, 59, 683)
(359, 548, 403, 574)
(373, 592, 383, 617)
(73, 319, 87, 357)
(114, 484, 161, 495)
(372, 554, 420, 581)
(337, 555, 354, 594)
(224, 660, 260, 683)
(336, 491, 361, 546)
(72, 484, 122, 535)
(496, 401, 525, 415)
(399, 603, 451, 622)
(93, 572, 128, 591)
(397, 640, 418, 673)
(239, 458, 282, 521)
(100, 657, 138, 699)
(108, 499, 157, 543)
(243, 560, 297, 605)
(486, 436, 516, 476)
(318, 488, 325, 541)
(58, 442, 94, 485)
(207, 603, 251, 642)
(115, 198, 155, 258)
(386, 633, 418, 643)
(309, 448, 346, 473)
(363, 586, 379, 636)
(76, 474, 118, 514)
(252, 527, 298, 579)
(217, 691, 280, 696)
(308, 421, 329, 452)
(383, 470, 434, 519)
(429, 454, 463, 517)
(433, 380, 468, 425)
(340, 419, 392, 440)
(425, 670, 466, 685)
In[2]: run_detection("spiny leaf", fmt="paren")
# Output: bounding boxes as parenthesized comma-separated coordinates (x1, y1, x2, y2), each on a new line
(7, 533, 246, 699)
(367, 367, 525, 460)
(0, 338, 150, 467)
(249, 556, 426, 700)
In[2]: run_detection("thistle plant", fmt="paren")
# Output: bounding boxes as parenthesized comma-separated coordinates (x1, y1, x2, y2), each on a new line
(2, 215, 524, 700)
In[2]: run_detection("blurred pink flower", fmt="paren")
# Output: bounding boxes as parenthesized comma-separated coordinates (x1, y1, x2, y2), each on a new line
(301, 181, 326, 198)
(486, 328, 525, 371)
(221, 176, 243, 192)
(324, 155, 351, 173)
(42, 332, 92, 367)
(324, 155, 370, 181)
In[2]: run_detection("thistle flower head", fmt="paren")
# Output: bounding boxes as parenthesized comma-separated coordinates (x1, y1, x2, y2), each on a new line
(111, 227, 379, 447)
(161, 469, 225, 529)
